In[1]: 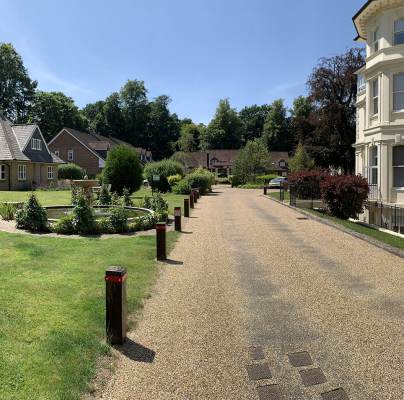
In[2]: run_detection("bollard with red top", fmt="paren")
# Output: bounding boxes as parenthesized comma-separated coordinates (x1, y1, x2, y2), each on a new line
(174, 207, 182, 232)
(156, 222, 167, 261)
(105, 266, 127, 345)
(184, 198, 190, 217)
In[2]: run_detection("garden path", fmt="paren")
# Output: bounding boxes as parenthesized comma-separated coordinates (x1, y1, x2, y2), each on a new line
(96, 187, 404, 400)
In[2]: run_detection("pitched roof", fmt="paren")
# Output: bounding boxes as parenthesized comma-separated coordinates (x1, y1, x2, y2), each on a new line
(0, 113, 29, 161)
(11, 124, 37, 150)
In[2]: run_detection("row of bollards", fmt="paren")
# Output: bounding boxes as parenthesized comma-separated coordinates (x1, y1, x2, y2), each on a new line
(106, 188, 202, 345)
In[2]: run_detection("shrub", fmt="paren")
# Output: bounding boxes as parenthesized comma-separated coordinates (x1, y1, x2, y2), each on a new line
(58, 163, 84, 180)
(183, 168, 215, 195)
(122, 187, 133, 206)
(142, 192, 169, 221)
(111, 192, 121, 206)
(238, 183, 264, 189)
(15, 193, 48, 232)
(53, 215, 75, 234)
(72, 193, 96, 234)
(108, 205, 128, 233)
(288, 170, 330, 199)
(144, 160, 184, 192)
(167, 174, 182, 187)
(172, 178, 192, 194)
(320, 175, 369, 219)
(256, 174, 281, 184)
(215, 177, 231, 184)
(0, 203, 19, 220)
(98, 184, 112, 205)
(289, 143, 315, 173)
(129, 213, 158, 232)
(103, 145, 143, 195)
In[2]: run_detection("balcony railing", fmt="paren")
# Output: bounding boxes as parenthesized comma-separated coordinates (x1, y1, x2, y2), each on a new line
(367, 183, 382, 202)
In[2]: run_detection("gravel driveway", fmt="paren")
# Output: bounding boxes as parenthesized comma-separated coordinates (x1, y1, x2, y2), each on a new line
(97, 187, 404, 400)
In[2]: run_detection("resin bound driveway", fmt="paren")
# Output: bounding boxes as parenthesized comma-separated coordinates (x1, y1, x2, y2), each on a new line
(98, 187, 404, 400)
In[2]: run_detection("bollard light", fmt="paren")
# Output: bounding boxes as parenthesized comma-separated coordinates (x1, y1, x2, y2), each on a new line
(190, 193, 194, 209)
(174, 207, 182, 232)
(156, 222, 167, 261)
(184, 198, 190, 217)
(105, 266, 127, 345)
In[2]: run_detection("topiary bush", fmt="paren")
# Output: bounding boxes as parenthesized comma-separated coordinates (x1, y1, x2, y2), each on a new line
(98, 184, 112, 205)
(72, 192, 96, 234)
(122, 187, 133, 206)
(144, 160, 184, 192)
(103, 145, 143, 195)
(58, 163, 85, 180)
(320, 175, 369, 219)
(15, 193, 48, 232)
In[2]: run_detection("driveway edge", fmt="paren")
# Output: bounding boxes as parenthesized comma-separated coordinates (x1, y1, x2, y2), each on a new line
(262, 194, 404, 259)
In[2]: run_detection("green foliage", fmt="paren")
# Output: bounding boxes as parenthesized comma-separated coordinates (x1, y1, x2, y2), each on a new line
(238, 183, 264, 189)
(289, 143, 315, 172)
(255, 174, 281, 184)
(215, 177, 232, 184)
(0, 202, 19, 220)
(262, 99, 293, 152)
(177, 123, 202, 152)
(167, 174, 182, 187)
(98, 184, 112, 205)
(103, 145, 143, 195)
(122, 187, 133, 206)
(108, 205, 128, 233)
(144, 159, 184, 192)
(232, 139, 271, 185)
(172, 178, 192, 194)
(239, 104, 271, 144)
(52, 215, 75, 234)
(15, 193, 48, 232)
(129, 213, 158, 232)
(72, 193, 96, 234)
(58, 163, 85, 180)
(203, 99, 243, 149)
(0, 42, 37, 121)
(142, 192, 169, 221)
(183, 168, 214, 195)
(111, 192, 121, 206)
(28, 91, 87, 141)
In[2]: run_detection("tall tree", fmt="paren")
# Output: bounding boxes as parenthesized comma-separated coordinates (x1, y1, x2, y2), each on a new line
(147, 95, 180, 160)
(308, 48, 365, 172)
(82, 100, 107, 134)
(262, 99, 292, 151)
(29, 91, 87, 141)
(288, 142, 315, 172)
(0, 43, 37, 122)
(290, 96, 316, 147)
(103, 92, 125, 138)
(204, 99, 243, 149)
(238, 104, 271, 144)
(177, 122, 202, 152)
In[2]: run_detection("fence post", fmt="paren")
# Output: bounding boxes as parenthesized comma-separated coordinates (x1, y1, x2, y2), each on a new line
(184, 198, 190, 217)
(174, 207, 182, 232)
(156, 222, 167, 261)
(105, 266, 127, 345)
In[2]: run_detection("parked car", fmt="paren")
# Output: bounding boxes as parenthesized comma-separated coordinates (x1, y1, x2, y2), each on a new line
(268, 177, 288, 188)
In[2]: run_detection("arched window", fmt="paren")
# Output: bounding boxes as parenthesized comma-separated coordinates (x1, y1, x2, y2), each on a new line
(394, 19, 404, 45)
(393, 73, 404, 112)
(393, 146, 404, 187)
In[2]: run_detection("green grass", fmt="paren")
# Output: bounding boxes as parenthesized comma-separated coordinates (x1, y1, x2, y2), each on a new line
(268, 191, 290, 201)
(306, 209, 404, 250)
(0, 231, 179, 400)
(0, 188, 189, 215)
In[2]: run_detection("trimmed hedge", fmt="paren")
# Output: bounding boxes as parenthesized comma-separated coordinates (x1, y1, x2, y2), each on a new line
(288, 170, 330, 199)
(173, 169, 215, 195)
(57, 163, 84, 180)
(144, 160, 184, 192)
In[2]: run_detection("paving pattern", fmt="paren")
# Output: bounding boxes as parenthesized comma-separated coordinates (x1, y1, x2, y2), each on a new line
(97, 187, 404, 400)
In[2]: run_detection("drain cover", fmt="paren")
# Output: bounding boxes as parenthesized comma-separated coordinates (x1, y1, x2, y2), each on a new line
(246, 363, 272, 381)
(288, 351, 313, 367)
(321, 388, 349, 400)
(299, 368, 327, 386)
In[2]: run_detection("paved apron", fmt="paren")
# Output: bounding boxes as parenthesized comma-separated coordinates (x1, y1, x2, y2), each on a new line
(98, 187, 404, 400)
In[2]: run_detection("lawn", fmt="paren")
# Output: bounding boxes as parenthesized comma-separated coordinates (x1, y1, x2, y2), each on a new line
(268, 190, 290, 201)
(0, 231, 179, 400)
(0, 188, 189, 215)
(307, 209, 404, 250)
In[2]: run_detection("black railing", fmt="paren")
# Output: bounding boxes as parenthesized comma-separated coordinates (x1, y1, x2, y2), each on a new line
(367, 184, 381, 202)
(365, 202, 404, 234)
(289, 183, 323, 209)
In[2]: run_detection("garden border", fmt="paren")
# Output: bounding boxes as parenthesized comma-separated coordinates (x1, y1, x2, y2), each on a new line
(262, 194, 404, 259)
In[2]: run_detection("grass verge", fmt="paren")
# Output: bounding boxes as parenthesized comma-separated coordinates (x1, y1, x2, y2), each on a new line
(268, 191, 290, 201)
(0, 231, 179, 400)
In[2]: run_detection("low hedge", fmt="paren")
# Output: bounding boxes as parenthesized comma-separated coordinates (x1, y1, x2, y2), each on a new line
(144, 160, 184, 192)
(173, 169, 215, 195)
(57, 163, 84, 180)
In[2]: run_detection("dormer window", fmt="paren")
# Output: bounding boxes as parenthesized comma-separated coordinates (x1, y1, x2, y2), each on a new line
(31, 138, 42, 150)
(394, 19, 404, 45)
(372, 27, 380, 53)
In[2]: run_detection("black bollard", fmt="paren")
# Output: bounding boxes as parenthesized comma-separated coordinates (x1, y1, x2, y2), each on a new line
(174, 207, 182, 232)
(196, 189, 200, 199)
(156, 222, 167, 261)
(264, 186, 268, 195)
(193, 189, 198, 204)
(105, 266, 127, 345)
(184, 198, 190, 217)
(190, 193, 194, 209)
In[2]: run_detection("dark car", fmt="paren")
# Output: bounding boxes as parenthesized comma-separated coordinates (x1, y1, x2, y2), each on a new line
(268, 177, 288, 188)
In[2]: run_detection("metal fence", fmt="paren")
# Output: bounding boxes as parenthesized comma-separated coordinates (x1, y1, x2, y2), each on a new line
(365, 202, 404, 234)
(367, 184, 381, 202)
(288, 183, 324, 209)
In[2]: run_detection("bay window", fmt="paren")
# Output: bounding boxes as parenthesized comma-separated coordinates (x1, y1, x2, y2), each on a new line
(393, 146, 404, 187)
(393, 73, 404, 112)
(369, 146, 378, 185)
(394, 19, 404, 45)
(372, 27, 380, 52)
(372, 79, 379, 115)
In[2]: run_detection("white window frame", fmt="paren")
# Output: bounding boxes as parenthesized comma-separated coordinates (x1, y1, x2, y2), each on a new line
(369, 146, 378, 185)
(18, 164, 27, 181)
(47, 166, 54, 180)
(372, 79, 379, 116)
(31, 138, 42, 151)
(372, 27, 380, 53)
(54, 150, 59, 156)
(68, 149, 74, 161)
(393, 73, 404, 112)
(0, 164, 5, 180)
(394, 19, 404, 46)
(393, 146, 404, 188)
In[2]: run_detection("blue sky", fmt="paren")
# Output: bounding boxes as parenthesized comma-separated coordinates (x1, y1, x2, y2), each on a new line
(1, 0, 364, 123)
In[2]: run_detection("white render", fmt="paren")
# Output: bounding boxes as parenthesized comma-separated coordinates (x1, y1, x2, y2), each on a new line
(354, 0, 404, 205)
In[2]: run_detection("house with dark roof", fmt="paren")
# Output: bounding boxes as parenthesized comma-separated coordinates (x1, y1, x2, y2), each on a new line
(0, 113, 64, 191)
(48, 128, 152, 176)
(178, 150, 289, 177)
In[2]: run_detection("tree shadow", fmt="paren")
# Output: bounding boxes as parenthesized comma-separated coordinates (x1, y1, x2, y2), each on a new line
(181, 231, 193, 234)
(116, 338, 155, 363)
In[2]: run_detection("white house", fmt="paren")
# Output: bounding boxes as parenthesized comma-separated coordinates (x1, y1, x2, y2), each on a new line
(353, 0, 404, 231)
